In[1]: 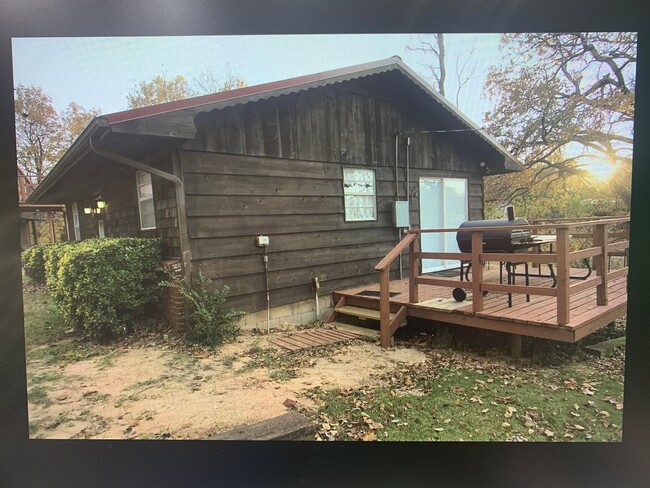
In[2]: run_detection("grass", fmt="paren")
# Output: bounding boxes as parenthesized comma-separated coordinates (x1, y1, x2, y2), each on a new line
(23, 283, 112, 366)
(28, 370, 64, 385)
(311, 356, 624, 442)
(28, 385, 51, 406)
(22, 283, 68, 346)
(269, 368, 297, 383)
(236, 346, 301, 381)
(164, 351, 200, 372)
(126, 376, 168, 392)
(96, 352, 119, 370)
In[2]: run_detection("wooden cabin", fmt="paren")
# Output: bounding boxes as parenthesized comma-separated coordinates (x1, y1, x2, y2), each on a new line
(28, 56, 628, 344)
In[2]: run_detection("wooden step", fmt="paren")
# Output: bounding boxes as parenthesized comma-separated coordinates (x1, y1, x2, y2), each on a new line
(331, 322, 380, 340)
(334, 305, 408, 330)
(336, 305, 393, 321)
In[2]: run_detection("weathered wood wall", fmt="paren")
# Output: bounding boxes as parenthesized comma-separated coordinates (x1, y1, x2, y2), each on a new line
(62, 155, 181, 258)
(182, 86, 486, 312)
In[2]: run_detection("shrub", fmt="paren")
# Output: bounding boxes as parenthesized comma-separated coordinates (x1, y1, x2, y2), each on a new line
(51, 238, 164, 341)
(21, 244, 50, 283)
(43, 242, 72, 290)
(169, 271, 244, 348)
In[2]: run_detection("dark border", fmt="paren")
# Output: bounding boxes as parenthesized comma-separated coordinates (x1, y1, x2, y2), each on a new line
(1, 1, 649, 487)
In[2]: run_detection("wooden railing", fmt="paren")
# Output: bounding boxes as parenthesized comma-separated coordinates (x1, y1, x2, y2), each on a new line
(374, 233, 417, 347)
(374, 216, 630, 348)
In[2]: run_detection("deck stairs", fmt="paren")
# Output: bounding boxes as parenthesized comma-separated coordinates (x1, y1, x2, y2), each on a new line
(324, 297, 407, 341)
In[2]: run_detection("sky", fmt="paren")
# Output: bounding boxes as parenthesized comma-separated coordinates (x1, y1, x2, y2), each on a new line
(11, 34, 503, 126)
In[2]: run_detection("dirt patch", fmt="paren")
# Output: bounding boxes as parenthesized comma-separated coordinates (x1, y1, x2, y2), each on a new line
(27, 332, 427, 439)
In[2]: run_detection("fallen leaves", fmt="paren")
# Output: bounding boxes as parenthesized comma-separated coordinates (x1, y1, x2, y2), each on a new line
(304, 334, 624, 443)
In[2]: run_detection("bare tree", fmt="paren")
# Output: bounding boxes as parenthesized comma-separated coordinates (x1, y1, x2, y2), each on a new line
(408, 34, 480, 109)
(408, 34, 446, 96)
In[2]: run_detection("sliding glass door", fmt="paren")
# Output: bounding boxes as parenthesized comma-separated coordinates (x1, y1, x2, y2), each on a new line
(419, 177, 468, 273)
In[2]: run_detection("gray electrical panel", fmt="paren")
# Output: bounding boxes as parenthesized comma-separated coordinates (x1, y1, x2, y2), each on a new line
(393, 201, 410, 227)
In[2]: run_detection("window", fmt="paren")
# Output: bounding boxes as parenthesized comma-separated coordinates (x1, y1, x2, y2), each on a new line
(342, 168, 376, 221)
(71, 202, 81, 241)
(136, 171, 156, 230)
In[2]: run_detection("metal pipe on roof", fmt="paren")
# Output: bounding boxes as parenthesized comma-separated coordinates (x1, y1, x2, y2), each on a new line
(88, 136, 193, 280)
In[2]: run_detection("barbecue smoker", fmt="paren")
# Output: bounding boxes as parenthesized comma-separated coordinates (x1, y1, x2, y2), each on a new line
(455, 217, 533, 253)
(453, 208, 540, 304)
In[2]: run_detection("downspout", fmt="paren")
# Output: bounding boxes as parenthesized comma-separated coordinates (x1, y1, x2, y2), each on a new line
(406, 135, 411, 205)
(394, 132, 400, 199)
(395, 132, 403, 279)
(88, 136, 193, 280)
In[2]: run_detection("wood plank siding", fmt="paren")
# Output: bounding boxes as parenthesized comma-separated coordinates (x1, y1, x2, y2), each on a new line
(182, 87, 486, 313)
(64, 154, 181, 258)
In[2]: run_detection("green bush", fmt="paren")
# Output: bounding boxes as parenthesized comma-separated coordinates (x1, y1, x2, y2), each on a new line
(169, 271, 244, 348)
(21, 244, 51, 283)
(50, 238, 164, 341)
(43, 242, 72, 289)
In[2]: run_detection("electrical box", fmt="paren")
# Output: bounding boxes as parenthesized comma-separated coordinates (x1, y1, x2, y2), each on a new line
(393, 201, 410, 227)
(256, 235, 270, 247)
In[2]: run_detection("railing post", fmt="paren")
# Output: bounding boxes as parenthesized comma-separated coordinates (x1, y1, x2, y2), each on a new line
(409, 234, 419, 304)
(471, 231, 483, 313)
(556, 227, 570, 325)
(379, 268, 391, 348)
(593, 223, 609, 305)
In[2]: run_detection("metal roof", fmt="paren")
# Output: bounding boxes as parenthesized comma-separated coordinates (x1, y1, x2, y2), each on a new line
(29, 56, 524, 203)
(100, 56, 523, 172)
(103, 57, 407, 124)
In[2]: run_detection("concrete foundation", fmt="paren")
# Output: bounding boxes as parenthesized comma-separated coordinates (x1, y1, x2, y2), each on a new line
(237, 294, 334, 330)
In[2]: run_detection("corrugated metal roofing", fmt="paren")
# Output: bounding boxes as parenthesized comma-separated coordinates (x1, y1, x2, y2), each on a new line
(29, 56, 524, 204)
(104, 57, 404, 124)
(101, 56, 523, 171)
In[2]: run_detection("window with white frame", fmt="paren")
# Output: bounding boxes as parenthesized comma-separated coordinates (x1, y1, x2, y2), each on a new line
(71, 201, 81, 241)
(342, 168, 376, 221)
(136, 171, 156, 230)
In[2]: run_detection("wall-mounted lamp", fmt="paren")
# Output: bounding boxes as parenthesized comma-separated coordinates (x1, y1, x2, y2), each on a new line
(83, 199, 106, 215)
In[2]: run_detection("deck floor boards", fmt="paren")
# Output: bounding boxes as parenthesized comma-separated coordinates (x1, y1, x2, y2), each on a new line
(334, 266, 628, 342)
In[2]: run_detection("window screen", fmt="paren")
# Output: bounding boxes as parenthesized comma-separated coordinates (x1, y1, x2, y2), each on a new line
(343, 168, 377, 221)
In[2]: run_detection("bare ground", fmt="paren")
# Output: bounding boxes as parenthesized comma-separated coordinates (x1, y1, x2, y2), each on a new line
(27, 331, 427, 439)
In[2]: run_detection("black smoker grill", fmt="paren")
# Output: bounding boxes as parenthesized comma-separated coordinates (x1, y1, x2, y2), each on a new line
(453, 215, 544, 305)
(456, 217, 533, 253)
(452, 211, 591, 305)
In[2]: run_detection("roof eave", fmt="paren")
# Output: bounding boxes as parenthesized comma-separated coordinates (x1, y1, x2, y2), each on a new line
(391, 59, 526, 172)
(27, 117, 109, 204)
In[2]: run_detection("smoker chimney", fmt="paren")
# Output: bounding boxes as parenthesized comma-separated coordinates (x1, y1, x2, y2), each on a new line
(506, 206, 515, 221)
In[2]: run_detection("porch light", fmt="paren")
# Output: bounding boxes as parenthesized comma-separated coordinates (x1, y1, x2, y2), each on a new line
(83, 199, 106, 215)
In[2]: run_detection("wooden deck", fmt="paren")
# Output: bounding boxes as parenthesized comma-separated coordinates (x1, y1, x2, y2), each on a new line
(333, 266, 628, 343)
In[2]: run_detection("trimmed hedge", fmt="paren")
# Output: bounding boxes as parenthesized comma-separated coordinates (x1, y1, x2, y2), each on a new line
(21, 244, 51, 283)
(43, 242, 71, 289)
(46, 238, 164, 341)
